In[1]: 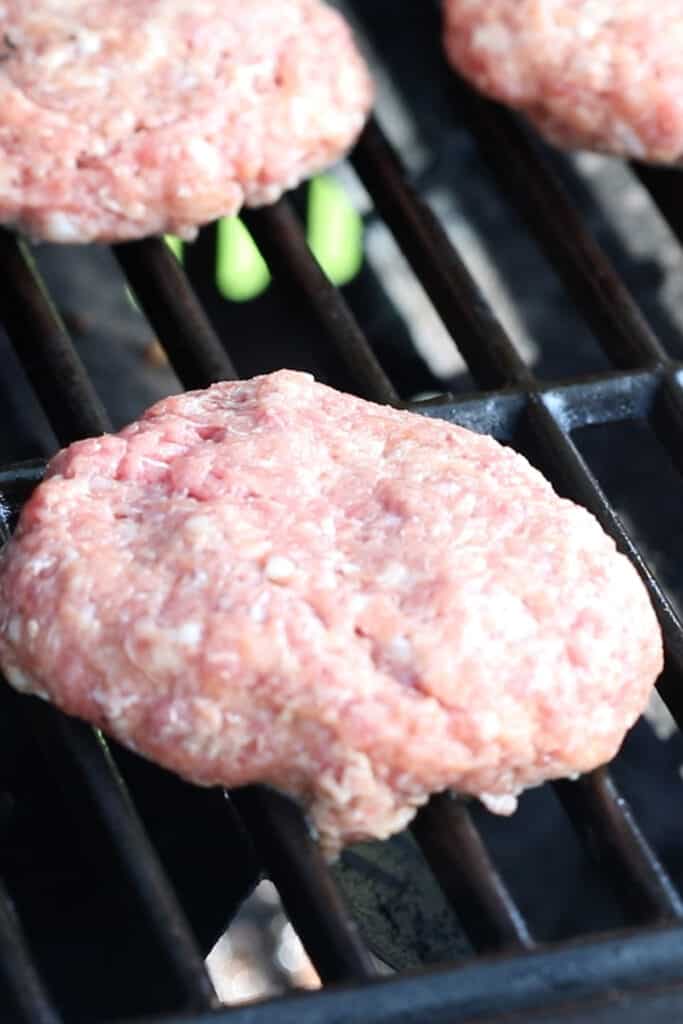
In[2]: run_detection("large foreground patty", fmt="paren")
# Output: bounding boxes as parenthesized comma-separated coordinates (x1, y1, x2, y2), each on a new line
(444, 1, 683, 163)
(0, 1, 372, 243)
(0, 371, 662, 854)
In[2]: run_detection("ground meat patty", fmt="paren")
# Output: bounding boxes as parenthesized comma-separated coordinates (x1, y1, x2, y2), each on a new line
(0, 371, 663, 855)
(444, 1, 683, 162)
(0, 1, 372, 243)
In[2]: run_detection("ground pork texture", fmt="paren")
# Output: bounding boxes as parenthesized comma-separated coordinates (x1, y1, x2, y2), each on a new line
(0, 1, 373, 243)
(444, 0, 683, 163)
(0, 371, 663, 856)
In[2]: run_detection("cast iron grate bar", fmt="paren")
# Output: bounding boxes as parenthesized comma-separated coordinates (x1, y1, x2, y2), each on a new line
(115, 239, 237, 389)
(443, 82, 683, 485)
(242, 201, 398, 404)
(230, 787, 377, 984)
(446, 76, 668, 372)
(0, 879, 61, 1024)
(0, 229, 109, 444)
(555, 770, 683, 924)
(411, 794, 535, 952)
(351, 117, 530, 390)
(41, 711, 220, 1010)
(117, 924, 683, 1024)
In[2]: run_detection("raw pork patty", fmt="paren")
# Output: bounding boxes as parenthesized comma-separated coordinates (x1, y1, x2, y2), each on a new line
(0, 1, 372, 243)
(444, 1, 683, 162)
(0, 371, 663, 855)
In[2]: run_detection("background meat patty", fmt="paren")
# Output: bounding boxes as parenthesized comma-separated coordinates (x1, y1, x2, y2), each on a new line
(0, 371, 663, 855)
(0, 0, 372, 243)
(444, 0, 683, 162)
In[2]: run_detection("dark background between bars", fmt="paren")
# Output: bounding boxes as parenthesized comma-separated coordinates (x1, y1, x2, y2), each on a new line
(1, 2, 683, 1023)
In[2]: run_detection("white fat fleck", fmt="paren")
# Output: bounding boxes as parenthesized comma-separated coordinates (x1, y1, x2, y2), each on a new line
(44, 212, 82, 243)
(378, 562, 409, 587)
(40, 45, 71, 72)
(75, 29, 101, 55)
(26, 619, 39, 640)
(26, 555, 56, 576)
(480, 793, 518, 816)
(242, 541, 272, 560)
(141, 29, 169, 65)
(320, 516, 335, 537)
(4, 665, 34, 694)
(147, 644, 182, 674)
(472, 23, 511, 54)
(76, 604, 96, 628)
(250, 592, 270, 623)
(91, 689, 140, 723)
(592, 704, 616, 734)
(7, 616, 22, 645)
(475, 711, 500, 743)
(388, 635, 412, 663)
(186, 137, 221, 177)
(183, 515, 223, 548)
(265, 556, 295, 583)
(177, 622, 202, 647)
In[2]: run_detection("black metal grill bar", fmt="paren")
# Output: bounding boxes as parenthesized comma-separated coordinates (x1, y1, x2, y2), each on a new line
(242, 202, 398, 404)
(0, 230, 109, 444)
(0, 880, 61, 1024)
(411, 794, 535, 952)
(554, 770, 683, 924)
(351, 117, 530, 389)
(114, 239, 237, 388)
(229, 787, 377, 984)
(119, 924, 683, 1024)
(444, 92, 683, 485)
(448, 79, 668, 371)
(45, 715, 219, 1010)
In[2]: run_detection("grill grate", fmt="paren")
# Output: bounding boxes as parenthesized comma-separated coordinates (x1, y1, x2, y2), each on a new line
(1, 4, 683, 1022)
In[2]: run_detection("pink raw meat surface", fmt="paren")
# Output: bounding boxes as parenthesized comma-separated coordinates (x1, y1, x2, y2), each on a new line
(0, 371, 663, 855)
(444, 0, 683, 162)
(0, 0, 372, 243)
